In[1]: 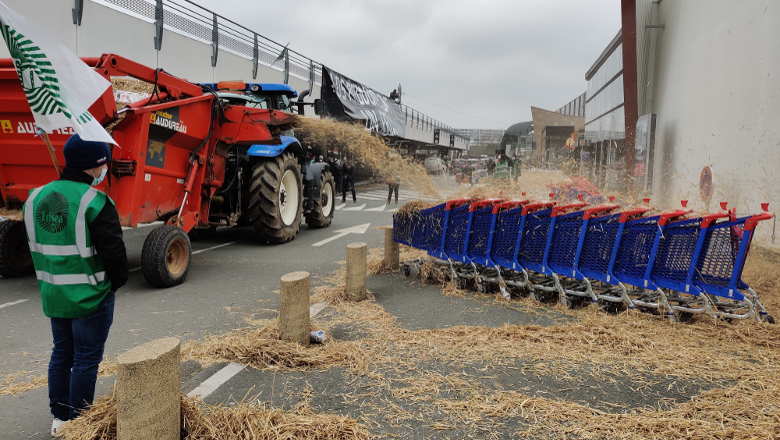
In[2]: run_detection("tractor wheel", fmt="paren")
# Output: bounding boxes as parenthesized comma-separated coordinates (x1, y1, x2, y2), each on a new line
(141, 225, 192, 288)
(0, 220, 34, 278)
(248, 153, 303, 243)
(305, 170, 335, 228)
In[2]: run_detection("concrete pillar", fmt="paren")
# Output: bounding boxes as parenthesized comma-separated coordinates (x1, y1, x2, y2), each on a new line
(279, 271, 310, 346)
(384, 226, 399, 271)
(346, 242, 367, 301)
(116, 337, 181, 440)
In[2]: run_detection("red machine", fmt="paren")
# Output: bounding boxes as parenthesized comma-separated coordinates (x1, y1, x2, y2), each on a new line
(0, 54, 333, 286)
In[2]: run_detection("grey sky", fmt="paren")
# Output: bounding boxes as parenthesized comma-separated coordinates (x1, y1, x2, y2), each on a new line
(195, 0, 622, 129)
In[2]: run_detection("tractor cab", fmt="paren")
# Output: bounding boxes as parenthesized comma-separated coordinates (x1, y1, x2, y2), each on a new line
(201, 81, 298, 113)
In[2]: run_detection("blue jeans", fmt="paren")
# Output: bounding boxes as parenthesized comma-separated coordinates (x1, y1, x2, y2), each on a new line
(48, 291, 115, 420)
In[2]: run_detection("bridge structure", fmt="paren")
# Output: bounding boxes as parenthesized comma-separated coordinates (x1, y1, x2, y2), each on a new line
(0, 0, 469, 159)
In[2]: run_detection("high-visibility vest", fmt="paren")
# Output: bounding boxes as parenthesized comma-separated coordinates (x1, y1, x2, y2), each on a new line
(23, 181, 112, 318)
(494, 160, 510, 180)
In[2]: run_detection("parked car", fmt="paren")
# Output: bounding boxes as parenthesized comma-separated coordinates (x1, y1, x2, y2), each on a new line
(424, 156, 446, 174)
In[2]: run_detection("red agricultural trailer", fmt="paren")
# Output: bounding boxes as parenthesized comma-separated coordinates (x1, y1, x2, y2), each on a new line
(0, 54, 334, 286)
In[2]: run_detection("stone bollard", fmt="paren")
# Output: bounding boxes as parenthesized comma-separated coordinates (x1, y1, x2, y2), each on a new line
(384, 226, 400, 271)
(346, 242, 367, 301)
(279, 271, 311, 346)
(116, 337, 181, 440)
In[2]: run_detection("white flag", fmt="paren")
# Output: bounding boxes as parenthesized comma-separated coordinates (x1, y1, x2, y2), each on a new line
(0, 1, 117, 145)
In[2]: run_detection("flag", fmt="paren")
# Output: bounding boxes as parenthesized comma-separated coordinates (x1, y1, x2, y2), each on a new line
(274, 44, 288, 64)
(0, 1, 117, 145)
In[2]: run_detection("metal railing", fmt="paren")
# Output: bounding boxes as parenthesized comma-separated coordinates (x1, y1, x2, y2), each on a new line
(86, 0, 467, 144)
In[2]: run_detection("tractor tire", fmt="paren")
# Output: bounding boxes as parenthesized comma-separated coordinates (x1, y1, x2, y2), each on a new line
(141, 225, 192, 288)
(0, 220, 34, 278)
(305, 170, 335, 228)
(248, 153, 303, 243)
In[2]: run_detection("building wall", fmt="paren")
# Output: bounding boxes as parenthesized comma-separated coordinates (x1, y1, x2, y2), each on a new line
(650, 0, 779, 250)
(0, 0, 322, 102)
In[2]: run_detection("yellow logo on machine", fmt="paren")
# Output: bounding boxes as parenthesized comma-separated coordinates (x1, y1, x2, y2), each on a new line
(1, 120, 12, 134)
(150, 109, 187, 134)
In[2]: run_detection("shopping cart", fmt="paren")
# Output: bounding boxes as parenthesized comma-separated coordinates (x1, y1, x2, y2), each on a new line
(547, 199, 620, 305)
(395, 201, 448, 276)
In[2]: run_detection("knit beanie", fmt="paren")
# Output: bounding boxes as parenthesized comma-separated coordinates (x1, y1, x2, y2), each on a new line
(63, 134, 111, 170)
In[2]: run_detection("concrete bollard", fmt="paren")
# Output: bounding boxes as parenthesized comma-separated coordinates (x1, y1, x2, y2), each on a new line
(116, 337, 181, 440)
(279, 271, 311, 346)
(346, 242, 367, 301)
(384, 226, 400, 271)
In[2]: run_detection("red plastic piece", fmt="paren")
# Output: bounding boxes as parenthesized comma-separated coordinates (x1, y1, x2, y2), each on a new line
(549, 192, 555, 200)
(446, 198, 474, 210)
(552, 201, 588, 217)
(681, 200, 688, 208)
(720, 202, 728, 210)
(659, 209, 692, 226)
(701, 211, 731, 229)
(609, 196, 616, 202)
(577, 194, 584, 201)
(643, 198, 651, 204)
(745, 211, 775, 231)
(469, 198, 504, 212)
(493, 199, 529, 214)
(522, 192, 526, 197)
(522, 201, 557, 216)
(583, 203, 621, 220)
(619, 207, 652, 223)
(761, 203, 770, 212)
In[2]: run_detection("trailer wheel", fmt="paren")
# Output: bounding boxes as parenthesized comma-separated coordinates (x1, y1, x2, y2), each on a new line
(248, 152, 303, 243)
(0, 220, 34, 278)
(141, 225, 192, 288)
(306, 170, 335, 228)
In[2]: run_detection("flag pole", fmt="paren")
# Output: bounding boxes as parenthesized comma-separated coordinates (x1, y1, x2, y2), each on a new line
(40, 130, 61, 177)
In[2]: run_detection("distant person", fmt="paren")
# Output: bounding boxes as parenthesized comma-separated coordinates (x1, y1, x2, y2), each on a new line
(341, 158, 356, 203)
(389, 89, 399, 100)
(463, 162, 475, 186)
(329, 154, 342, 194)
(494, 152, 511, 181)
(23, 134, 128, 435)
(512, 155, 522, 180)
(386, 174, 401, 204)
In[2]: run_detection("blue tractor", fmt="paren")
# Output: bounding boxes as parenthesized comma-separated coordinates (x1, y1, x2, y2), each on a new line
(201, 82, 334, 243)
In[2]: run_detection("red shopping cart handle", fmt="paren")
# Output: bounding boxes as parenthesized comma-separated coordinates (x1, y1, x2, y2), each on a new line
(745, 211, 775, 231)
(493, 199, 530, 214)
(552, 201, 588, 217)
(522, 201, 557, 216)
(701, 210, 732, 229)
(619, 206, 652, 223)
(446, 198, 475, 210)
(659, 208, 693, 226)
(469, 199, 505, 212)
(584, 203, 621, 220)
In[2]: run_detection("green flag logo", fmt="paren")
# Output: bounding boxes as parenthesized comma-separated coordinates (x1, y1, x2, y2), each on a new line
(0, 22, 93, 125)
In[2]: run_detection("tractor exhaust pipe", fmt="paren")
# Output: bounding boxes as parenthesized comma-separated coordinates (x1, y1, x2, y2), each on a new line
(296, 90, 310, 115)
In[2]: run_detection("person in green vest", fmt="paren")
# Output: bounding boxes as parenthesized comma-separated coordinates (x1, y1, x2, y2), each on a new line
(23, 134, 128, 434)
(493, 151, 511, 181)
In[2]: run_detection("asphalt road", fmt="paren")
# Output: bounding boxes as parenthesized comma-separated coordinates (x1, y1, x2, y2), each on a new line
(0, 178, 459, 437)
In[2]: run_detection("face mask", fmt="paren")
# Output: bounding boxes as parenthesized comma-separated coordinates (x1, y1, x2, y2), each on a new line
(91, 168, 107, 186)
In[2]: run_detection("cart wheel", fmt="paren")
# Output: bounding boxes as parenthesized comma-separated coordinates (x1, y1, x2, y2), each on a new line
(476, 280, 486, 294)
(142, 225, 192, 288)
(0, 220, 34, 278)
(529, 291, 539, 302)
(455, 277, 467, 290)
(403, 264, 411, 277)
(766, 315, 776, 325)
(677, 311, 694, 322)
(560, 296, 571, 308)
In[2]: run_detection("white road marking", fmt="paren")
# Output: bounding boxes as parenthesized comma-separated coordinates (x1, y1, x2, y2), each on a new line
(187, 362, 245, 398)
(192, 241, 239, 255)
(334, 203, 347, 211)
(342, 203, 366, 212)
(310, 302, 327, 316)
(0, 299, 28, 309)
(365, 204, 387, 212)
(312, 223, 371, 247)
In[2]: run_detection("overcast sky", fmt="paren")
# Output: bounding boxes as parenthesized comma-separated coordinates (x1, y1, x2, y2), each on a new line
(195, 0, 622, 130)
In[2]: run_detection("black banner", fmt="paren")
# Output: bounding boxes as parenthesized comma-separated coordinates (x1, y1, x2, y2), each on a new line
(321, 67, 406, 137)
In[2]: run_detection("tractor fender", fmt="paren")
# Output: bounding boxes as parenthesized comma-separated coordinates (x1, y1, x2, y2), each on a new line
(304, 162, 330, 200)
(246, 136, 303, 158)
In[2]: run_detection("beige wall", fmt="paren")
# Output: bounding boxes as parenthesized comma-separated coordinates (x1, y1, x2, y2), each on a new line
(649, 0, 779, 250)
(530, 107, 585, 158)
